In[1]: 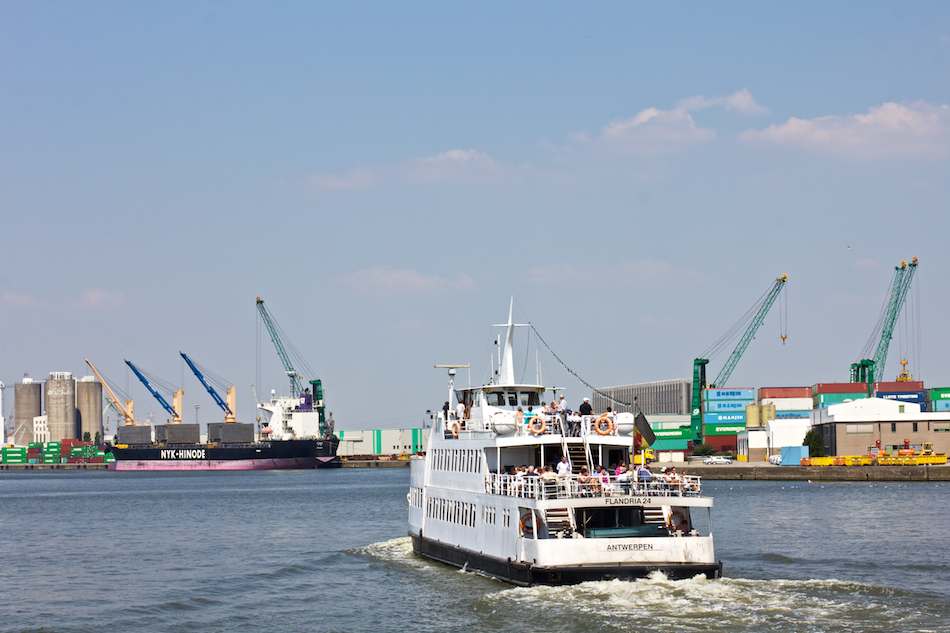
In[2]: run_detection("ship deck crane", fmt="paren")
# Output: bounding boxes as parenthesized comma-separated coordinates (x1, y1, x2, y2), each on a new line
(689, 274, 788, 443)
(851, 257, 918, 394)
(256, 297, 329, 437)
(125, 360, 183, 424)
(180, 353, 236, 423)
(84, 357, 135, 427)
(256, 297, 306, 398)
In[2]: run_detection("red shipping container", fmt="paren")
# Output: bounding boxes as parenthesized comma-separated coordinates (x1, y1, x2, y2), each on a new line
(872, 381, 924, 393)
(813, 383, 868, 395)
(702, 435, 738, 453)
(759, 387, 812, 399)
(90, 456, 105, 463)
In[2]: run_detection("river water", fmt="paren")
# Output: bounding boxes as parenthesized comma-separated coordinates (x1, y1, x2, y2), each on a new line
(1, 469, 947, 633)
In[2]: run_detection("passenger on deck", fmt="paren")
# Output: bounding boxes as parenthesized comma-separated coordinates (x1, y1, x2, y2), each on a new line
(556, 455, 572, 477)
(515, 406, 524, 431)
(665, 467, 682, 493)
(614, 461, 627, 477)
(616, 465, 632, 494)
(636, 464, 652, 491)
(579, 398, 593, 435)
(455, 401, 465, 423)
(443, 401, 451, 421)
(577, 468, 592, 496)
(557, 395, 569, 435)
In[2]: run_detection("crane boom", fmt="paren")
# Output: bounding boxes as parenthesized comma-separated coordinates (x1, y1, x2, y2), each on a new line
(690, 274, 787, 444)
(851, 257, 918, 392)
(84, 357, 134, 426)
(181, 353, 236, 422)
(125, 361, 182, 423)
(256, 297, 305, 397)
(713, 274, 788, 388)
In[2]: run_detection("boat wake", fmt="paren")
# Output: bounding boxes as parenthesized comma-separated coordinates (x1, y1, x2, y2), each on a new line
(480, 575, 948, 632)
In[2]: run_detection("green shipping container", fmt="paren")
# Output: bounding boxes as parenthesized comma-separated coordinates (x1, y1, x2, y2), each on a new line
(813, 393, 866, 407)
(928, 388, 950, 401)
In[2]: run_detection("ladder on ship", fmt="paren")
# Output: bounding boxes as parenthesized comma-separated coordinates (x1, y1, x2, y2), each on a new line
(562, 438, 591, 475)
(643, 507, 667, 526)
(544, 507, 575, 537)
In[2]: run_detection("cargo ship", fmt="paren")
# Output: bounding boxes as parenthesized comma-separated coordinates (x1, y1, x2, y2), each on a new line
(108, 389, 340, 470)
(408, 299, 721, 585)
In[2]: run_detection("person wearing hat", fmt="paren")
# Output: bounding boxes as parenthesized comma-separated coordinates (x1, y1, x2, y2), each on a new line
(579, 397, 593, 436)
(557, 394, 570, 436)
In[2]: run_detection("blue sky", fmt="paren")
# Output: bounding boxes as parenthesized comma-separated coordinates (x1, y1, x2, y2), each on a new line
(2, 1, 948, 432)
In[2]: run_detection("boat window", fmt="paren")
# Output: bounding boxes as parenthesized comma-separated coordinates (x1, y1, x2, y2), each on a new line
(520, 392, 540, 406)
(486, 392, 506, 407)
(507, 392, 518, 406)
(577, 507, 667, 538)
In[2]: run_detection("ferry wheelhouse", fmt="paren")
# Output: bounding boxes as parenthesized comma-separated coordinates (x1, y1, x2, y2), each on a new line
(408, 301, 722, 585)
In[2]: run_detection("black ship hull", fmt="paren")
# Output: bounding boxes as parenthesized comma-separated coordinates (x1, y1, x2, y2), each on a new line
(108, 438, 340, 471)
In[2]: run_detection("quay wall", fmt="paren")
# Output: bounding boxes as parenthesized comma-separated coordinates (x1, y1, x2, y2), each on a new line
(686, 465, 950, 482)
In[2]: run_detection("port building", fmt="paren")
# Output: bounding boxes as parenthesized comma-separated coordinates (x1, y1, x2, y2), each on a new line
(591, 379, 691, 416)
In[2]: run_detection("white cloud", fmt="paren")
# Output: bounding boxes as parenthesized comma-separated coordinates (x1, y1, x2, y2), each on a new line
(310, 166, 380, 190)
(525, 258, 705, 287)
(73, 288, 126, 309)
(592, 107, 715, 154)
(310, 149, 502, 191)
(739, 101, 950, 158)
(338, 267, 475, 295)
(678, 88, 769, 114)
(0, 292, 43, 308)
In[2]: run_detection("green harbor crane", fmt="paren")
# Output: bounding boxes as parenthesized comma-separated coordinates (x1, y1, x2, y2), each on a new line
(256, 297, 330, 437)
(850, 257, 918, 395)
(690, 274, 788, 443)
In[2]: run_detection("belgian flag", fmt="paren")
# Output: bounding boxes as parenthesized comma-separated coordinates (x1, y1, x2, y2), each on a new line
(633, 412, 655, 449)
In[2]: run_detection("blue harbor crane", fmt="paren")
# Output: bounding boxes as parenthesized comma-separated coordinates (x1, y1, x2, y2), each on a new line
(850, 257, 918, 394)
(689, 274, 788, 444)
(180, 353, 236, 423)
(124, 360, 183, 424)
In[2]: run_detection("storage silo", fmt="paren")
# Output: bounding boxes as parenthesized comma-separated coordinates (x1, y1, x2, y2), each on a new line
(45, 372, 77, 441)
(76, 376, 103, 442)
(14, 376, 42, 446)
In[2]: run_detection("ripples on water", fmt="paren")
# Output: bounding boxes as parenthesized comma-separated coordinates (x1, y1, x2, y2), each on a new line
(1, 470, 948, 633)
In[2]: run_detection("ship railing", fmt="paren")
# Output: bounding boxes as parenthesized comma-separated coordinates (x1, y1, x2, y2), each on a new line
(484, 473, 702, 500)
(442, 414, 619, 438)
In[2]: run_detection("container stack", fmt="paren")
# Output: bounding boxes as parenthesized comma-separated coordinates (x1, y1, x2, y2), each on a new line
(1, 440, 113, 465)
(703, 388, 754, 451)
(928, 388, 950, 412)
(760, 387, 813, 421)
(812, 383, 868, 409)
(872, 381, 927, 411)
(2, 446, 28, 464)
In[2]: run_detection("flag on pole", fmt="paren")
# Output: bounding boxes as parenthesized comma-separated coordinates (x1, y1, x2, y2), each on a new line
(634, 412, 655, 448)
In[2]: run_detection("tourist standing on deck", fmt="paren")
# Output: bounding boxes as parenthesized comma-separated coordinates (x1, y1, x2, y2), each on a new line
(455, 401, 464, 422)
(443, 401, 451, 421)
(579, 397, 593, 435)
(557, 395, 569, 436)
(557, 455, 572, 477)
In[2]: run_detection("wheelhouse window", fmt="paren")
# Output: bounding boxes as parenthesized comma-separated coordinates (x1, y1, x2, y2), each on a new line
(520, 392, 540, 407)
(486, 392, 506, 407)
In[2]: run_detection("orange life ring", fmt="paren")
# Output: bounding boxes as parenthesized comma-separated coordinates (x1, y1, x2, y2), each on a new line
(529, 416, 546, 435)
(668, 510, 688, 532)
(450, 422, 460, 438)
(595, 415, 614, 435)
(520, 513, 534, 536)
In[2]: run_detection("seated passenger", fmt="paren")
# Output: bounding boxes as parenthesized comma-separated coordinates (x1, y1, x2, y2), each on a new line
(577, 468, 592, 496)
(616, 466, 632, 494)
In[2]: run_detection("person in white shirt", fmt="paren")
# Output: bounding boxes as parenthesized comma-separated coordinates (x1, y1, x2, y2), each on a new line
(455, 401, 465, 424)
(557, 395, 570, 435)
(556, 455, 572, 477)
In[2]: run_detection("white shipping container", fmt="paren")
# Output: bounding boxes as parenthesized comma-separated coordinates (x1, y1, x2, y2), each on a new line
(761, 397, 813, 411)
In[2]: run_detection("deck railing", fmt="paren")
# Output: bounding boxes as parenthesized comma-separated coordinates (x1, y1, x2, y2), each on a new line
(441, 414, 620, 438)
(484, 472, 702, 500)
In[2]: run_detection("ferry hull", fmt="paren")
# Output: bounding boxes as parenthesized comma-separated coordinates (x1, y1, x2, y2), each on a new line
(108, 438, 341, 471)
(411, 532, 722, 586)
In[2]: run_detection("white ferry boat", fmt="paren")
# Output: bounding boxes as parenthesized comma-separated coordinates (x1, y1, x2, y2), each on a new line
(408, 301, 722, 585)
